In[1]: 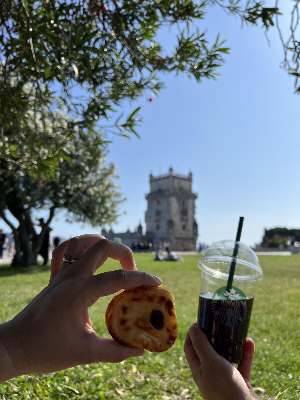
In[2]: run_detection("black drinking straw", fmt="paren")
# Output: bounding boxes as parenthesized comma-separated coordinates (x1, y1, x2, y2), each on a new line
(226, 217, 244, 291)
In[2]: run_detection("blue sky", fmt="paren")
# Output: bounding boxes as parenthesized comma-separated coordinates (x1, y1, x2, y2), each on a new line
(3, 2, 299, 247)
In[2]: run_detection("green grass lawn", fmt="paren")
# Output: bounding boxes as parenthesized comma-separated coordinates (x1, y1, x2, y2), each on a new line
(0, 254, 300, 399)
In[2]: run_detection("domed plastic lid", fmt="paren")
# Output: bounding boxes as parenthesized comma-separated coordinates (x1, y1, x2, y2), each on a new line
(199, 240, 263, 281)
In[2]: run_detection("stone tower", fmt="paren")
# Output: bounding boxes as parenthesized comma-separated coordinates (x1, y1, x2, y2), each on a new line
(145, 168, 198, 251)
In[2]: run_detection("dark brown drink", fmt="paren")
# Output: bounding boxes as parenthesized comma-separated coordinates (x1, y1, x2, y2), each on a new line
(197, 293, 254, 364)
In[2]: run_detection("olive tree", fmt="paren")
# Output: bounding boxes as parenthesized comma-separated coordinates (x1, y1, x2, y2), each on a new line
(0, 111, 122, 267)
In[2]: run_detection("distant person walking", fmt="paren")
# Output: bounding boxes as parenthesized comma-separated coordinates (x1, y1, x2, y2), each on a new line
(6, 233, 15, 257)
(164, 241, 170, 253)
(131, 241, 137, 252)
(0, 229, 8, 262)
(53, 236, 61, 249)
(38, 219, 52, 266)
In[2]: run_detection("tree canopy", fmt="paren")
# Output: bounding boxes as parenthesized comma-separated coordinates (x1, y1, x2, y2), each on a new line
(0, 0, 228, 176)
(1, 0, 291, 178)
(262, 227, 300, 248)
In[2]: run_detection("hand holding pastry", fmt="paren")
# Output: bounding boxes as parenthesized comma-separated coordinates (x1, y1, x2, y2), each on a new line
(0, 235, 162, 382)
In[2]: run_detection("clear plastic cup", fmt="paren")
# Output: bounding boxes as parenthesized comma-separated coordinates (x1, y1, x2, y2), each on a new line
(197, 240, 263, 364)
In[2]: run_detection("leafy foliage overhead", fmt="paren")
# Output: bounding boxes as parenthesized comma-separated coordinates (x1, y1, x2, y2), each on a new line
(209, 0, 300, 93)
(0, 0, 230, 175)
(0, 0, 298, 177)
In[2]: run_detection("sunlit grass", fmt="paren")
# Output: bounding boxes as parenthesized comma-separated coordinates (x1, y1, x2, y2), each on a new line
(0, 254, 300, 399)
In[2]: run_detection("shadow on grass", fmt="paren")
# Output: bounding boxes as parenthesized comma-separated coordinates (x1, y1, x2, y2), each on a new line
(0, 262, 50, 278)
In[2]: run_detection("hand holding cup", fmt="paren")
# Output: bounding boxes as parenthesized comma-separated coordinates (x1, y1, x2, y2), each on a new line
(184, 323, 262, 400)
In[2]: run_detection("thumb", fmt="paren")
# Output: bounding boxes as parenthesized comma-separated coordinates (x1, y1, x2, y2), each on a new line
(88, 336, 144, 363)
(237, 338, 255, 382)
(82, 270, 162, 307)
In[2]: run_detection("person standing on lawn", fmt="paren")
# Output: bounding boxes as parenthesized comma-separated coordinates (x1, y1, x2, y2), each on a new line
(0, 229, 8, 262)
(38, 218, 52, 265)
(0, 235, 262, 399)
(53, 236, 61, 249)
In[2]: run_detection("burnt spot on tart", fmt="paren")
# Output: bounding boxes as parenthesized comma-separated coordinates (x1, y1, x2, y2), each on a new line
(150, 310, 164, 330)
(122, 306, 128, 315)
(167, 335, 177, 344)
(159, 296, 166, 303)
(147, 296, 154, 302)
(120, 319, 127, 326)
(166, 300, 175, 316)
(131, 297, 142, 301)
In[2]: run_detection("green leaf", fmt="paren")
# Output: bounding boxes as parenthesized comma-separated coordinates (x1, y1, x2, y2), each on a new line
(74, 26, 84, 45)
(218, 47, 230, 54)
(130, 127, 141, 139)
(62, 155, 73, 163)
(128, 106, 141, 121)
(115, 113, 124, 126)
(79, 31, 98, 46)
(44, 67, 51, 78)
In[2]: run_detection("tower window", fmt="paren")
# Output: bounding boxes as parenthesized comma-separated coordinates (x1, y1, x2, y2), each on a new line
(182, 225, 186, 230)
(156, 224, 160, 230)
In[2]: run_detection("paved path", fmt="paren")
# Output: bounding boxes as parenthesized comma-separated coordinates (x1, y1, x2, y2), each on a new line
(1, 253, 13, 264)
(0, 253, 44, 265)
(177, 251, 293, 256)
(0, 250, 294, 265)
(255, 252, 291, 256)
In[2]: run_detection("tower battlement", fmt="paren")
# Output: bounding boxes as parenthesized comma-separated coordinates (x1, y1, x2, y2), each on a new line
(150, 167, 192, 181)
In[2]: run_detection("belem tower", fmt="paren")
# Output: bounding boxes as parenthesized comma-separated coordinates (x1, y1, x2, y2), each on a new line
(102, 168, 198, 251)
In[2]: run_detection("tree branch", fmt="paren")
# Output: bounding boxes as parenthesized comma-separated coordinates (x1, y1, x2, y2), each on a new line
(0, 210, 17, 232)
(46, 205, 56, 226)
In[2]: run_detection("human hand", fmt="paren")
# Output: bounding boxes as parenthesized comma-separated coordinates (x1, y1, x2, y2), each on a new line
(0, 235, 162, 382)
(184, 324, 261, 400)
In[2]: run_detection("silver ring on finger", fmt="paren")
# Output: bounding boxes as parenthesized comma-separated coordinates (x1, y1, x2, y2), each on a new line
(62, 254, 77, 264)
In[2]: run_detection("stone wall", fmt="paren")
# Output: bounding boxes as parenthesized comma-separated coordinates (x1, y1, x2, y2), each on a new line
(101, 226, 145, 249)
(145, 193, 171, 244)
(145, 168, 198, 251)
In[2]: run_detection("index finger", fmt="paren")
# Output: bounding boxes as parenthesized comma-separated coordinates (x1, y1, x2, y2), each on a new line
(50, 235, 105, 278)
(72, 239, 136, 277)
(50, 239, 70, 278)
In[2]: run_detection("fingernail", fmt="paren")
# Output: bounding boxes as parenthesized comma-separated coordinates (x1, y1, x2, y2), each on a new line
(153, 275, 162, 284)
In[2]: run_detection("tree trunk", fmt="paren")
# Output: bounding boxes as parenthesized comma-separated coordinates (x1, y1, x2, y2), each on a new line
(2, 191, 56, 267)
(11, 222, 39, 268)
